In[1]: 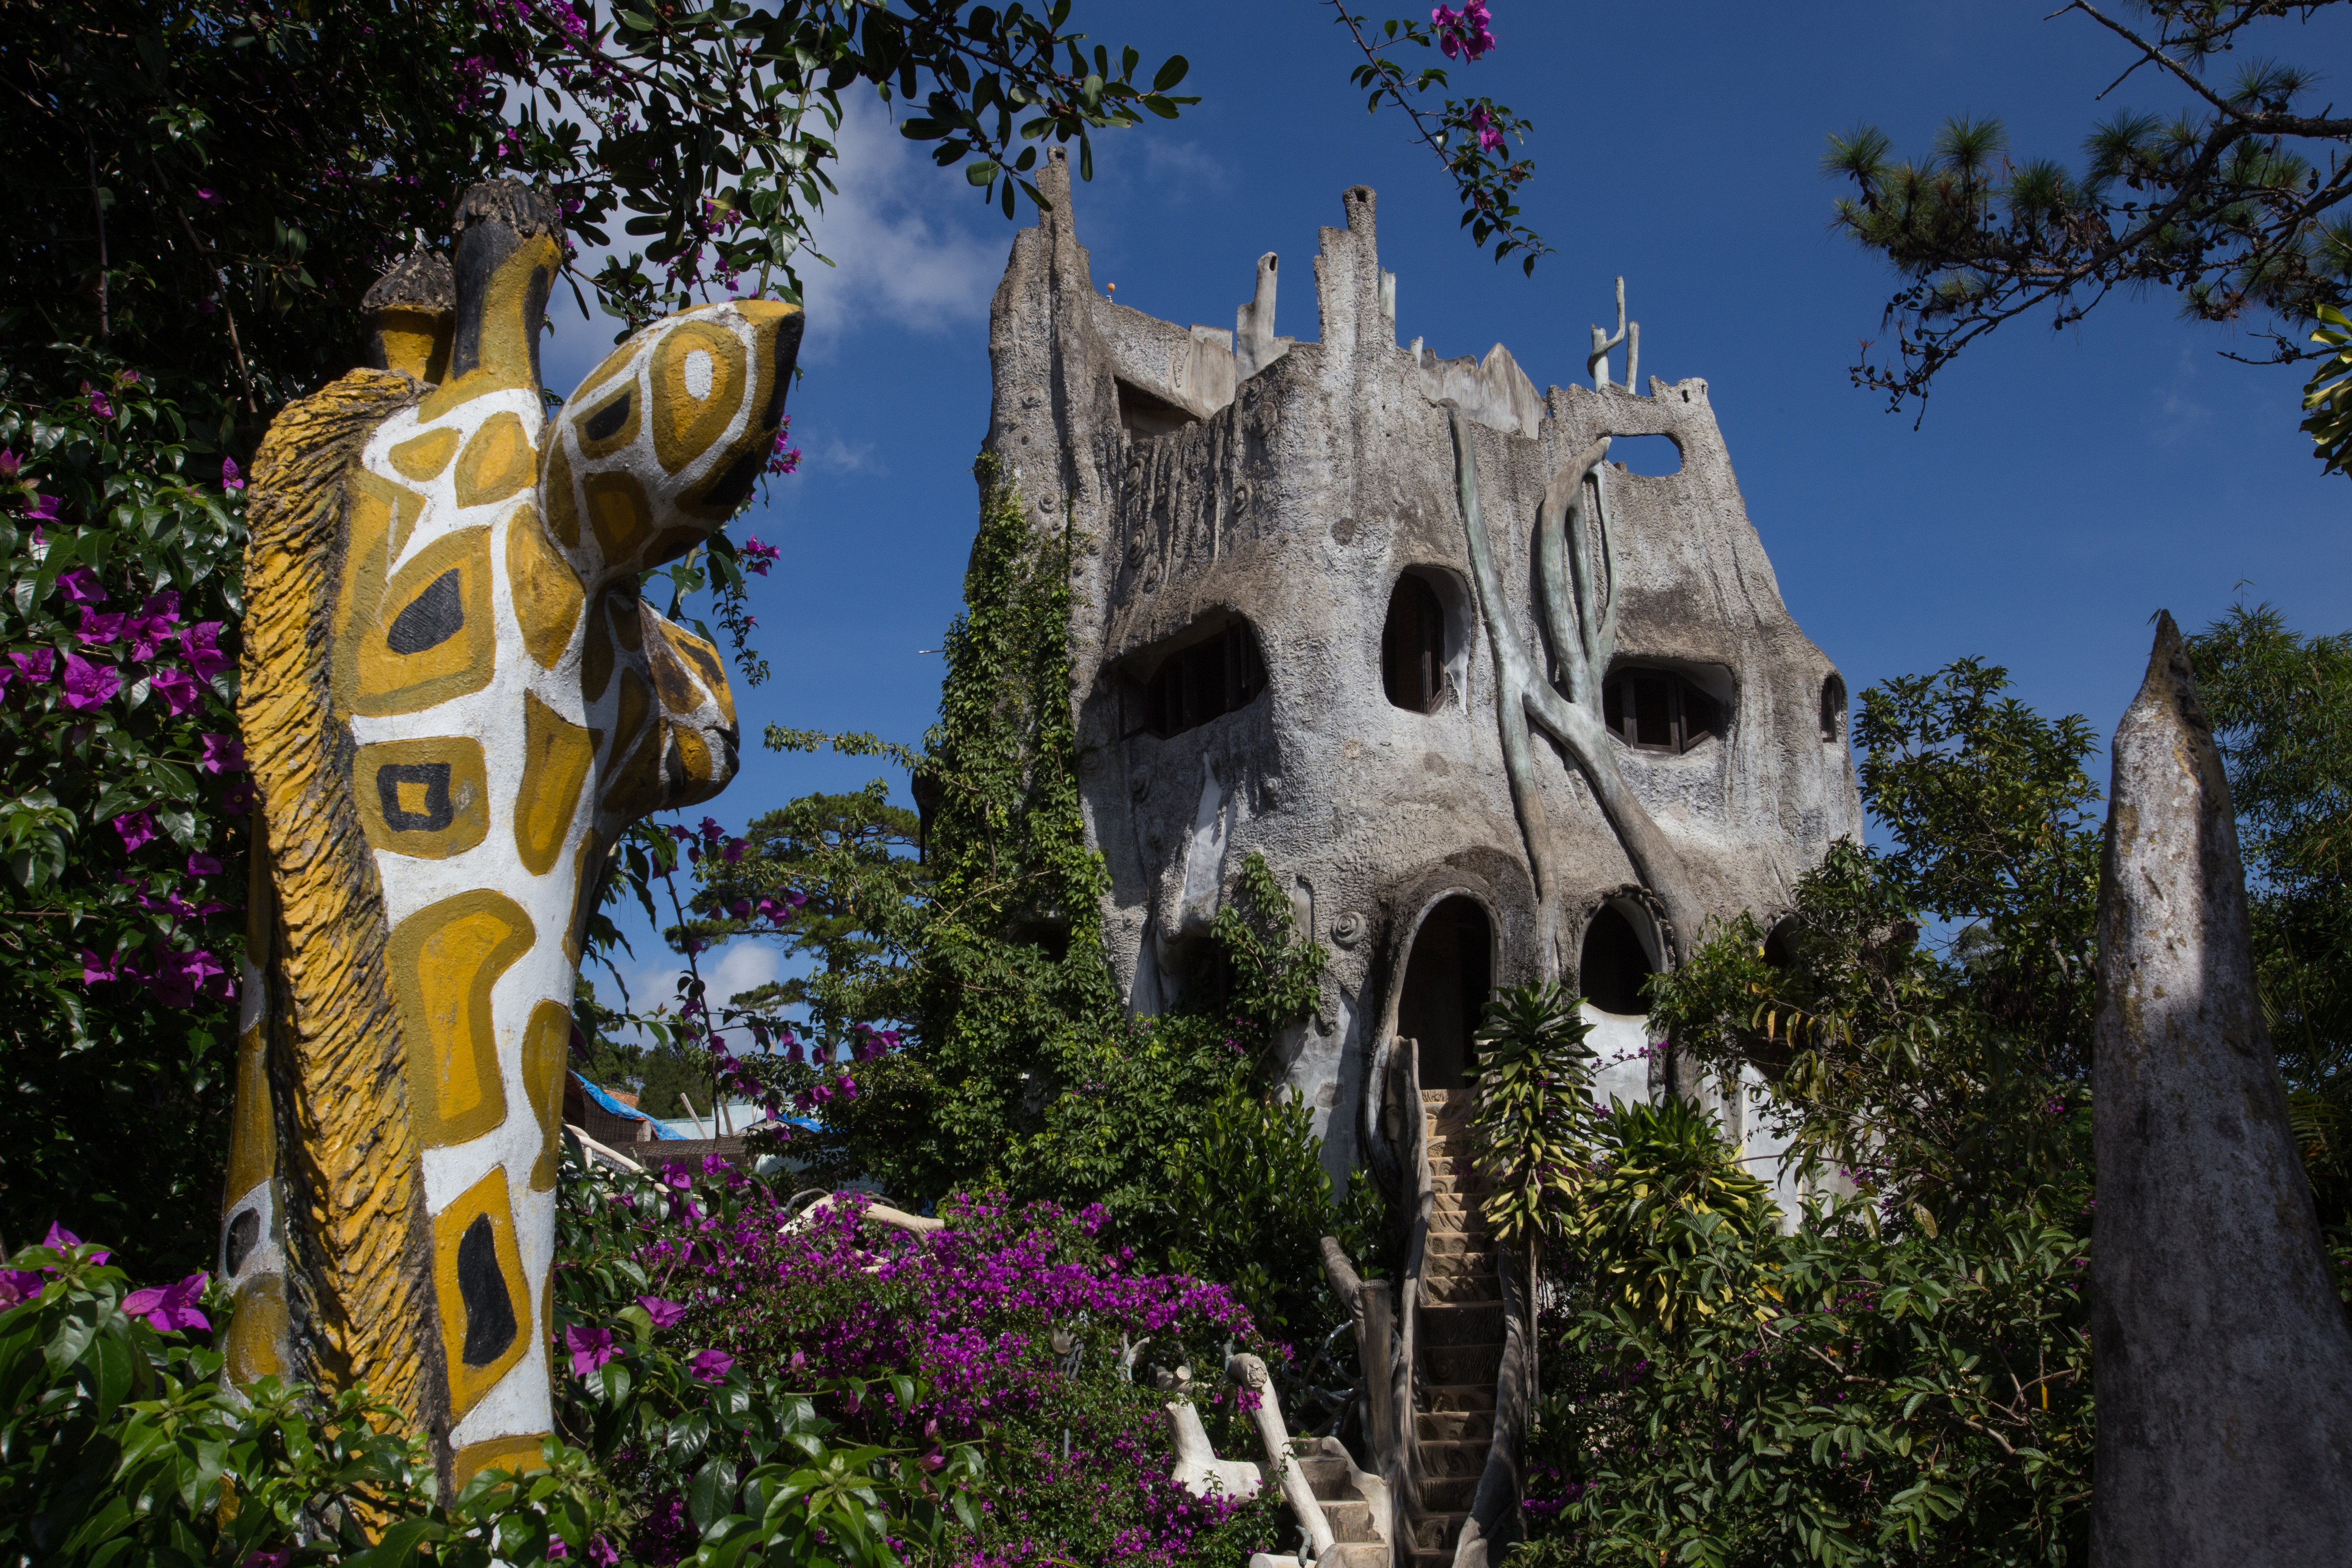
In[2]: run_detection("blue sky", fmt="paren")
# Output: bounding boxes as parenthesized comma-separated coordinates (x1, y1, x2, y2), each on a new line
(551, 0, 2352, 1019)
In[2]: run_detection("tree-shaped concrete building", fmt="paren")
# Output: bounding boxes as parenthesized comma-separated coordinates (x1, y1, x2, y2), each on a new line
(985, 148, 1863, 1568)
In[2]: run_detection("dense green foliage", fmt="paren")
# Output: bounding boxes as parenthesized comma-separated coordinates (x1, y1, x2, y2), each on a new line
(0, 379, 249, 1271)
(1819, 0, 2352, 465)
(674, 459, 1379, 1366)
(2187, 601, 2352, 1218)
(1468, 985, 1597, 1285)
(1510, 661, 2102, 1565)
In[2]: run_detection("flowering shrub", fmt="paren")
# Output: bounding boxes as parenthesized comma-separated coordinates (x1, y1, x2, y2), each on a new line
(0, 369, 254, 1271)
(553, 1153, 1286, 1568)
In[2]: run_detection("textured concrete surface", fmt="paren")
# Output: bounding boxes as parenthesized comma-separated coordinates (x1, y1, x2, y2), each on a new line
(2089, 615, 2352, 1566)
(984, 151, 1860, 1180)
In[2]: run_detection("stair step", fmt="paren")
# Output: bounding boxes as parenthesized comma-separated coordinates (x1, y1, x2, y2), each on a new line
(1420, 1438, 1490, 1479)
(1422, 1272, 1501, 1305)
(1428, 1173, 1487, 1198)
(1421, 1473, 1478, 1512)
(1415, 1380, 1496, 1414)
(1422, 1341, 1503, 1385)
(1322, 1499, 1378, 1540)
(1417, 1407, 1494, 1443)
(1424, 1231, 1488, 1256)
(1420, 1301, 1503, 1346)
(1410, 1511, 1469, 1551)
(1424, 1247, 1494, 1277)
(1298, 1455, 1353, 1500)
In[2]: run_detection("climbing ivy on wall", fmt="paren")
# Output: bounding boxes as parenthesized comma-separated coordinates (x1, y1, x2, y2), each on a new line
(702, 459, 1378, 1334)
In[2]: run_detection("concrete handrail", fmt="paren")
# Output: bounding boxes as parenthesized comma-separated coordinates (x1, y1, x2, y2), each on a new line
(1227, 1352, 1335, 1559)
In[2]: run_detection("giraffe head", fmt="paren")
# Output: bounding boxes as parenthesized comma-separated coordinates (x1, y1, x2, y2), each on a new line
(222, 180, 798, 1496)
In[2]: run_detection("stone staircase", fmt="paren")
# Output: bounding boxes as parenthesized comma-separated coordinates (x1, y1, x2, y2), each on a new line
(1409, 1086, 1502, 1568)
(1297, 1440, 1389, 1568)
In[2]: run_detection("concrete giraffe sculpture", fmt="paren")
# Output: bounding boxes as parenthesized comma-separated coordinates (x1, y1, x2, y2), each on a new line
(215, 179, 799, 1492)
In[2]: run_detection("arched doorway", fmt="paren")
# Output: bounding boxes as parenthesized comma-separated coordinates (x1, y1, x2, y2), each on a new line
(1397, 896, 1493, 1086)
(1579, 899, 1660, 1106)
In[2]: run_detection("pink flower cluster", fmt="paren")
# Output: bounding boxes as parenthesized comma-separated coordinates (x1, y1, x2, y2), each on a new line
(1432, 0, 1496, 60)
(1, 1223, 208, 1331)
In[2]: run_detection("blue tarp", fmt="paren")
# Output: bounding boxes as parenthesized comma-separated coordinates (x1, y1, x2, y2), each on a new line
(572, 1072, 667, 1136)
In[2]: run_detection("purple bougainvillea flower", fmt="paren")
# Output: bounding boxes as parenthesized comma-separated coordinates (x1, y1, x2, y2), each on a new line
(181, 621, 231, 680)
(24, 494, 59, 523)
(79, 947, 116, 985)
(0, 1269, 44, 1310)
(660, 1163, 692, 1191)
(122, 1271, 210, 1332)
(84, 387, 113, 421)
(60, 653, 119, 710)
(740, 533, 781, 573)
(42, 1223, 106, 1263)
(223, 777, 257, 813)
(56, 569, 104, 605)
(566, 1324, 619, 1377)
(112, 810, 156, 853)
(222, 457, 244, 493)
(75, 610, 126, 646)
(6, 650, 49, 685)
(196, 187, 221, 205)
(637, 1294, 686, 1329)
(689, 1348, 735, 1384)
(187, 852, 222, 876)
(240, 1551, 294, 1568)
(586, 1538, 620, 1568)
(0, 449, 19, 478)
(198, 733, 246, 774)
(149, 667, 204, 716)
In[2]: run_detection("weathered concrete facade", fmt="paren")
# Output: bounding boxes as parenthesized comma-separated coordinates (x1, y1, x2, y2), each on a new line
(985, 151, 1861, 1187)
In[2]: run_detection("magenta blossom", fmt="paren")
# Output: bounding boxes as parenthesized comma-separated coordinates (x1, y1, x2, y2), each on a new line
(83, 384, 114, 421)
(181, 621, 231, 680)
(113, 810, 157, 853)
(80, 948, 116, 985)
(60, 653, 120, 711)
(567, 1323, 619, 1376)
(43, 1223, 108, 1263)
(637, 1294, 687, 1329)
(1432, 0, 1496, 59)
(199, 732, 246, 774)
(740, 533, 782, 573)
(24, 493, 58, 523)
(123, 1271, 210, 1332)
(0, 449, 19, 479)
(0, 1269, 44, 1310)
(196, 187, 222, 205)
(222, 457, 244, 492)
(689, 1348, 735, 1384)
(10, 649, 54, 685)
(56, 569, 105, 605)
(149, 667, 205, 716)
(76, 610, 126, 646)
(187, 852, 222, 876)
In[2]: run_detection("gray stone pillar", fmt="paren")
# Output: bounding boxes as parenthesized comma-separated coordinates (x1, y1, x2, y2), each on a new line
(2090, 613, 2352, 1566)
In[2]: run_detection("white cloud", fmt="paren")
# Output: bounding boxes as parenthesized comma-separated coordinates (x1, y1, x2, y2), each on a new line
(594, 939, 781, 1046)
(788, 94, 1014, 358)
(2152, 344, 2214, 446)
(812, 433, 882, 474)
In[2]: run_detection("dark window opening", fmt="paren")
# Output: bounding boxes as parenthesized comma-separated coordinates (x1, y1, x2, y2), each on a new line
(1123, 617, 1266, 740)
(1116, 379, 1199, 441)
(1382, 573, 1450, 713)
(1397, 896, 1493, 1087)
(1602, 667, 1723, 755)
(1579, 902, 1654, 1016)
(1820, 673, 1847, 743)
(1603, 433, 1683, 476)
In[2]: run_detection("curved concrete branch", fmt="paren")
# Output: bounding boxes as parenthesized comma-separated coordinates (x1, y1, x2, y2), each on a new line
(1446, 405, 1704, 979)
